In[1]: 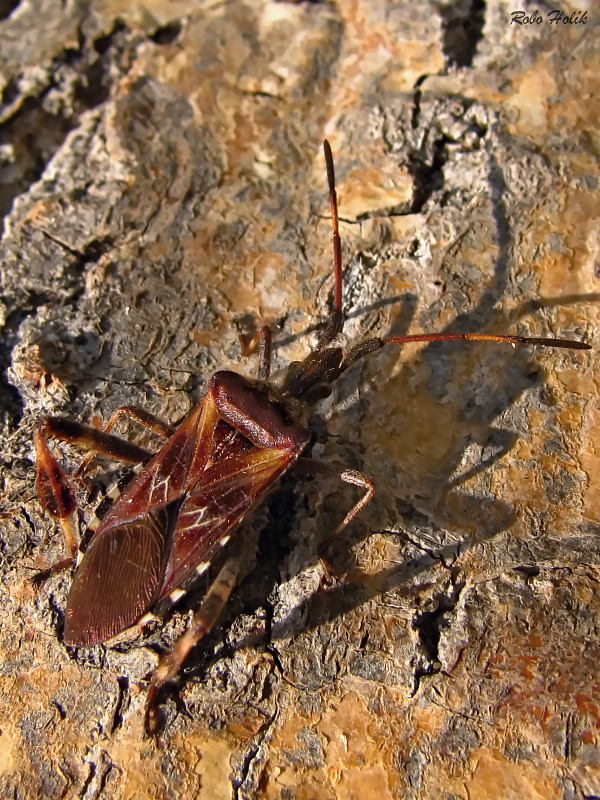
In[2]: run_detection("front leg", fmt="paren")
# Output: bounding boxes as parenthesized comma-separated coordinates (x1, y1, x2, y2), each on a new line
(35, 416, 153, 559)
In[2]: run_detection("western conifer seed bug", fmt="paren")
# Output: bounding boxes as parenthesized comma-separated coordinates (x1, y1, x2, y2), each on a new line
(35, 140, 591, 733)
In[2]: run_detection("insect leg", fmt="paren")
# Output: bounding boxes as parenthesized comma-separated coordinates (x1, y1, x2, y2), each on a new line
(257, 325, 272, 381)
(295, 457, 375, 535)
(237, 325, 273, 381)
(37, 417, 153, 463)
(35, 425, 79, 558)
(35, 417, 153, 559)
(145, 541, 250, 735)
(92, 405, 173, 439)
(75, 405, 174, 478)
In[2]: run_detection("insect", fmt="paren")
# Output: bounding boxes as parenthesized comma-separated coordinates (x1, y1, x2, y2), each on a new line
(35, 140, 591, 733)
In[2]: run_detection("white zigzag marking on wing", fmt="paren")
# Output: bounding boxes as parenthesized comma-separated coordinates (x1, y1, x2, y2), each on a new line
(150, 473, 170, 504)
(177, 506, 212, 532)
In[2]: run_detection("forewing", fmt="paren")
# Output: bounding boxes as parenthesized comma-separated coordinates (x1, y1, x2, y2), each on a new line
(161, 446, 297, 595)
(64, 506, 175, 646)
(65, 384, 306, 643)
(96, 396, 219, 534)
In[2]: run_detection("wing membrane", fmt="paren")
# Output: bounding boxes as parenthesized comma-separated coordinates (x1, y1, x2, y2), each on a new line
(65, 507, 175, 645)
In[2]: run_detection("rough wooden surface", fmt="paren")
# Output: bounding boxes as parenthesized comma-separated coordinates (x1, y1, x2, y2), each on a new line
(1, 1, 598, 798)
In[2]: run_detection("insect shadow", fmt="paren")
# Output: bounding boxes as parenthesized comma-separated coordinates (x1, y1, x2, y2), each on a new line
(176, 149, 596, 694)
(172, 280, 591, 708)
(211, 318, 550, 638)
